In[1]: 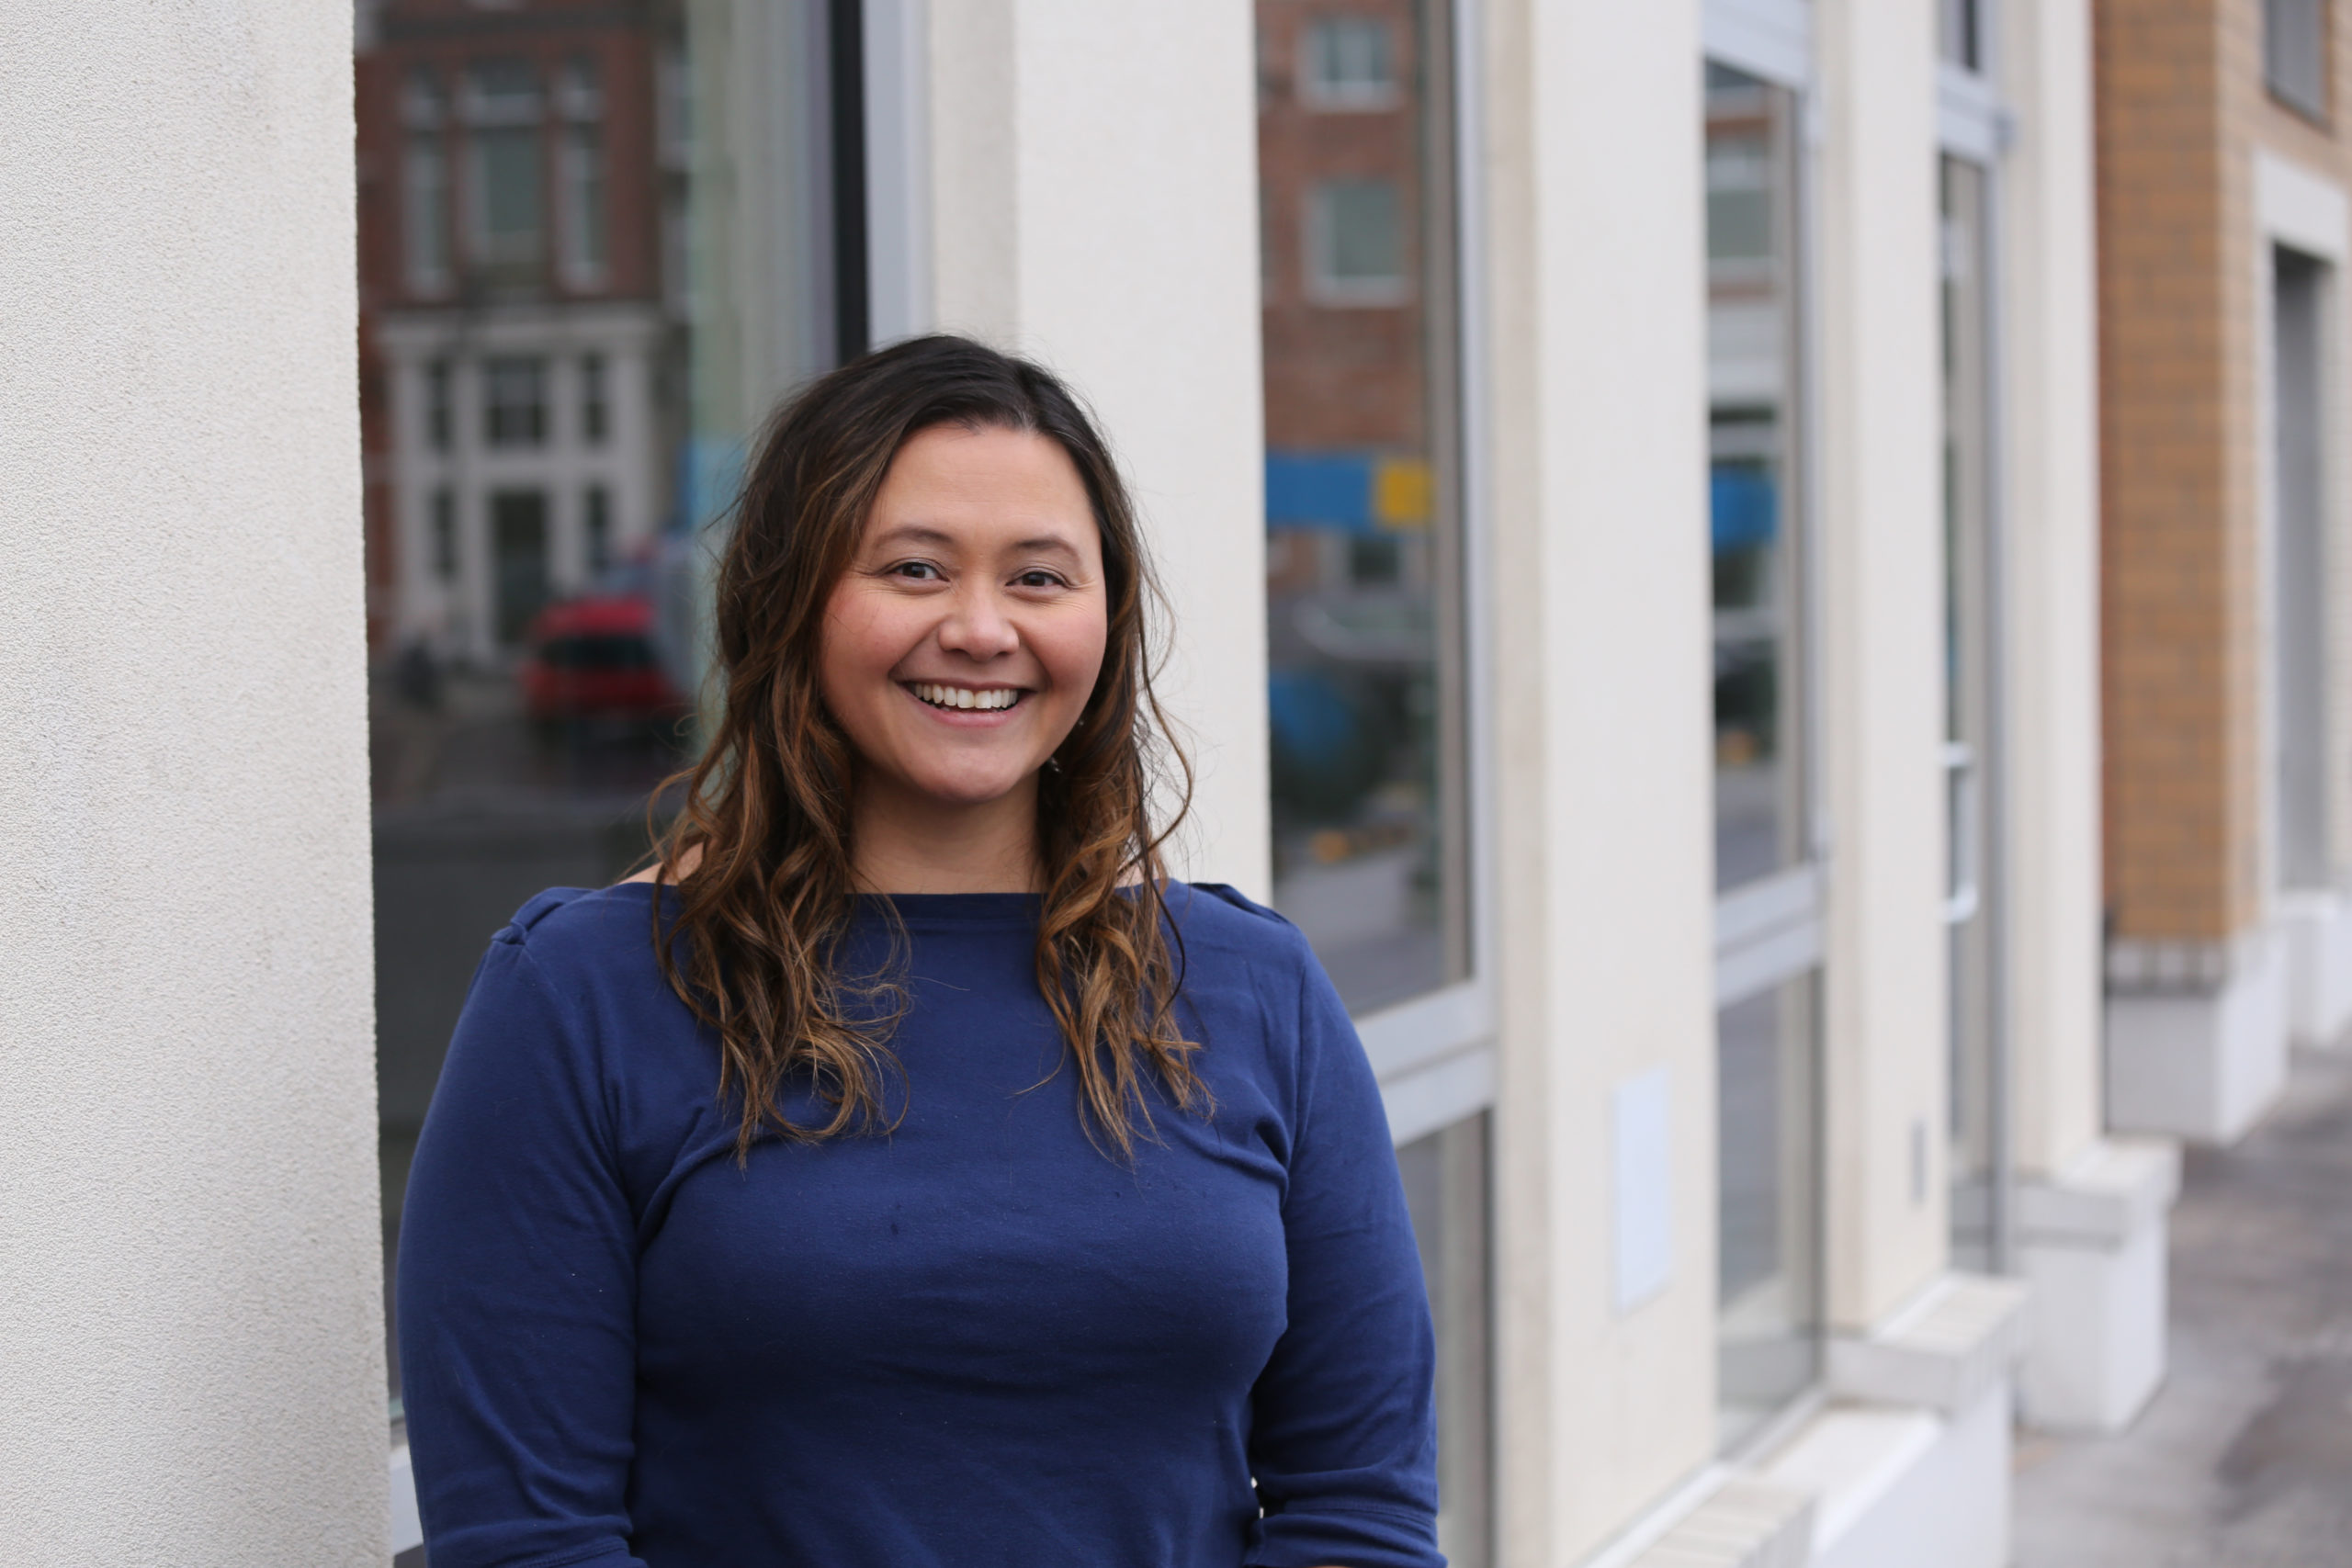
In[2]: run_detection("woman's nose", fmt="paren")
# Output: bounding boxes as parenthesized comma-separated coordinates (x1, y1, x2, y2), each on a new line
(936, 587, 1020, 659)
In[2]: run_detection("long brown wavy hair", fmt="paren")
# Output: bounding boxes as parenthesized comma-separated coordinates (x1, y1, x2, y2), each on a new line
(647, 334, 1204, 1160)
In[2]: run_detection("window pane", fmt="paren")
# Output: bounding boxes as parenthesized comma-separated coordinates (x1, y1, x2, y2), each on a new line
(1303, 16, 1397, 107)
(2266, 0, 2326, 118)
(473, 127, 545, 276)
(1707, 63, 1806, 892)
(1717, 975, 1822, 1450)
(1260, 0, 1470, 1016)
(1312, 178, 1406, 293)
(1396, 1113, 1492, 1568)
(403, 136, 449, 290)
(357, 0, 849, 1422)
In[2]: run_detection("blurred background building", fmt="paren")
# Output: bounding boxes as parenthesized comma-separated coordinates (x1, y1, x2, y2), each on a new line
(19, 1, 2352, 1566)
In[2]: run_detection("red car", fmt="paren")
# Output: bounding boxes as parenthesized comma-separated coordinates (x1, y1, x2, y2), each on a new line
(517, 593, 689, 723)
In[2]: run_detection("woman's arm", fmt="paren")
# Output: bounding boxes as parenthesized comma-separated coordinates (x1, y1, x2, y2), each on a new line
(397, 934, 647, 1568)
(1244, 951, 1445, 1568)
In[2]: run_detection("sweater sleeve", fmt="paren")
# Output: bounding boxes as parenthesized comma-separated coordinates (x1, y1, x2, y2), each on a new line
(397, 933, 647, 1568)
(1245, 950, 1445, 1568)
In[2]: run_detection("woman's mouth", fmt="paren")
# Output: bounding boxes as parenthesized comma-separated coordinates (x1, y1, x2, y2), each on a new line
(906, 682, 1025, 713)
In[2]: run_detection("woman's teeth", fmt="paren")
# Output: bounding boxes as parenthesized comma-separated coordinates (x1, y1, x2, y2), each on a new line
(911, 682, 1021, 712)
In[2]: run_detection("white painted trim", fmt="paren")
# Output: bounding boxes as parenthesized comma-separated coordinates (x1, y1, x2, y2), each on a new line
(863, 0, 933, 344)
(1937, 62, 2007, 164)
(1715, 914, 1825, 1010)
(1357, 979, 1495, 1079)
(1380, 1044, 1494, 1146)
(1714, 864, 1822, 952)
(2256, 148, 2349, 262)
(1702, 0, 1813, 91)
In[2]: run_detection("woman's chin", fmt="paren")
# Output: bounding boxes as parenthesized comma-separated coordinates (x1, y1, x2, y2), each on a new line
(897, 762, 1041, 811)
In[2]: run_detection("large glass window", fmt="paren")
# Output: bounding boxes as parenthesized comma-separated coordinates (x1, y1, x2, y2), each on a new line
(1707, 62, 1806, 894)
(359, 8, 861, 1516)
(1259, 0, 1469, 1018)
(1705, 55, 1822, 1451)
(1260, 5, 1488, 1558)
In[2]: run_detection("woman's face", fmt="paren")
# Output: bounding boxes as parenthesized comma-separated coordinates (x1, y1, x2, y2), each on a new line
(820, 423, 1109, 810)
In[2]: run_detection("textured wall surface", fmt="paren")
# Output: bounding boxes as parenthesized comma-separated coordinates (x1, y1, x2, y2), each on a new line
(0, 4, 383, 1562)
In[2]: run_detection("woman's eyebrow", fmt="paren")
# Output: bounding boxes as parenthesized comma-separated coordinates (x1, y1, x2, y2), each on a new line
(865, 523, 1084, 558)
(865, 523, 956, 551)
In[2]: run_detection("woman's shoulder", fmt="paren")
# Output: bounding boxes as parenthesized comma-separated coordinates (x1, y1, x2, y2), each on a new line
(485, 881, 670, 984)
(1161, 882, 1321, 979)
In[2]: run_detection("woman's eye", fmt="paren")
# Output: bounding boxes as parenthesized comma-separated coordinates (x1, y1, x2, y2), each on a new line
(1013, 570, 1064, 589)
(888, 560, 943, 581)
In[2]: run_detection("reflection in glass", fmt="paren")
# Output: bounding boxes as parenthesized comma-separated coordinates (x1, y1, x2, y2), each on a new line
(1716, 976, 1822, 1450)
(1259, 0, 1469, 1015)
(1396, 1113, 1492, 1568)
(358, 0, 849, 1412)
(1706, 62, 1806, 892)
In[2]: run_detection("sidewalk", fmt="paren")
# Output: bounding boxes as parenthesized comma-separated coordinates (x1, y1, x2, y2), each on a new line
(2014, 1049, 2352, 1566)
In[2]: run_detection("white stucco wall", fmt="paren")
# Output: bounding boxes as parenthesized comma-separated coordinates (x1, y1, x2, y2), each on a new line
(0, 6, 383, 1562)
(1484, 2, 1717, 1562)
(926, 0, 1271, 896)
(1815, 0, 1953, 1330)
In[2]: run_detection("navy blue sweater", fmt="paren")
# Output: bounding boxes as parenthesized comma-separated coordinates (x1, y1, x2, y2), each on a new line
(397, 882, 1443, 1568)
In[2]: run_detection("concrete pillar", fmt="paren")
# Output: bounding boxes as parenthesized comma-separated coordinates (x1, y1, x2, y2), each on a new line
(1814, 0, 1952, 1331)
(1483, 2, 1717, 1562)
(0, 4, 384, 1561)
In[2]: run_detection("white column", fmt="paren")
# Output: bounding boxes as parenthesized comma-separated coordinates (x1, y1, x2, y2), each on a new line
(0, 4, 383, 1562)
(1814, 0, 1952, 1331)
(1485, 2, 1717, 1562)
(926, 0, 1270, 894)
(1998, 0, 2175, 1435)
(1999, 0, 2109, 1197)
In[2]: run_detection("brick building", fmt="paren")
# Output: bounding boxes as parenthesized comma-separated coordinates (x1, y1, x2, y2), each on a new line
(356, 0, 677, 667)
(2098, 0, 2352, 1138)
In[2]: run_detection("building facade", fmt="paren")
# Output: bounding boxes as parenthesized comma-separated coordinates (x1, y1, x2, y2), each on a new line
(2096, 0, 2352, 1146)
(6, 2, 2188, 1565)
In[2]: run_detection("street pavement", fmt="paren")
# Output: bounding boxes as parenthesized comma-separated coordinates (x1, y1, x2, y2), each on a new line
(2015, 1047, 2352, 1566)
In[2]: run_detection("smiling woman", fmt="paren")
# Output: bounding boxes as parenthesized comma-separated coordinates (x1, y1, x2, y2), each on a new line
(394, 335, 1444, 1568)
